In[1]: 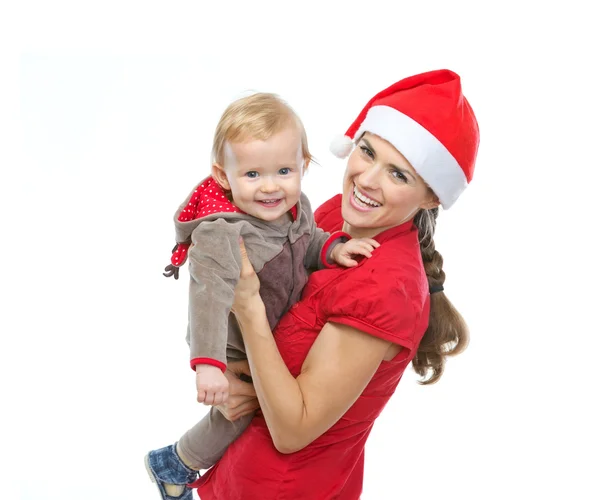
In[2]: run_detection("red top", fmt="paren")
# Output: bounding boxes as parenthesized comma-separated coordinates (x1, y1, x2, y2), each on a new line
(194, 195, 430, 499)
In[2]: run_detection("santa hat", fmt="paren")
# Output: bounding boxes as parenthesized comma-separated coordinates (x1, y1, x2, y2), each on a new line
(330, 69, 479, 209)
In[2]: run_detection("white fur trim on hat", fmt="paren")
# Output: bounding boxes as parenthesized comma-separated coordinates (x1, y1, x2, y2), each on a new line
(355, 105, 467, 209)
(329, 134, 354, 159)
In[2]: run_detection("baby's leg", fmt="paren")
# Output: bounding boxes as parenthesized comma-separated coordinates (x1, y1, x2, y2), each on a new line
(177, 406, 255, 470)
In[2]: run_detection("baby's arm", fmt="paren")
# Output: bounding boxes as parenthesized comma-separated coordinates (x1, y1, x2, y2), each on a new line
(195, 364, 229, 405)
(329, 238, 380, 267)
(303, 211, 348, 270)
(304, 222, 378, 269)
(187, 220, 245, 405)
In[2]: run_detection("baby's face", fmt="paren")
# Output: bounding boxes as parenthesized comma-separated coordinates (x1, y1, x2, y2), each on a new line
(216, 126, 305, 222)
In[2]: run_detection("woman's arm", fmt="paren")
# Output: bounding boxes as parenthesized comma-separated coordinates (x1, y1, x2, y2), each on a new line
(233, 240, 392, 454)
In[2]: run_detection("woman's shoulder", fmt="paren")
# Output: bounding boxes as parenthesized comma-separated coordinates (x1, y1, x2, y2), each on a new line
(322, 233, 429, 321)
(314, 194, 344, 233)
(349, 230, 425, 286)
(341, 255, 426, 308)
(317, 251, 427, 351)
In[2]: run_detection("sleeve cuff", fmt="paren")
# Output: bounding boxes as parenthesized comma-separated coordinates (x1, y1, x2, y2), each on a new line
(320, 231, 352, 269)
(190, 357, 227, 372)
(328, 316, 415, 362)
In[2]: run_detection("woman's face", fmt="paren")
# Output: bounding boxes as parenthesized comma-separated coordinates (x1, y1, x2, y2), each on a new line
(341, 132, 439, 239)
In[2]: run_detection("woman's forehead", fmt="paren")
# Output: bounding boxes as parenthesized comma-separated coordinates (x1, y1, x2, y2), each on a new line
(360, 132, 416, 173)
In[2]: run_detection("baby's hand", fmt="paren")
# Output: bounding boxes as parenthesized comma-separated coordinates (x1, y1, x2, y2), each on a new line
(195, 364, 229, 405)
(330, 238, 380, 267)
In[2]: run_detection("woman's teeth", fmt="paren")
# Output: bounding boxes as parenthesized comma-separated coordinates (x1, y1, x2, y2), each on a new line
(353, 187, 381, 207)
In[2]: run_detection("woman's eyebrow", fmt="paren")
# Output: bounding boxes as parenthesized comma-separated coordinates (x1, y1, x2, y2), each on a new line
(362, 138, 416, 181)
(362, 137, 375, 153)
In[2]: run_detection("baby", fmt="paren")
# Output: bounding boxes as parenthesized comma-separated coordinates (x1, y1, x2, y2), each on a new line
(145, 93, 378, 500)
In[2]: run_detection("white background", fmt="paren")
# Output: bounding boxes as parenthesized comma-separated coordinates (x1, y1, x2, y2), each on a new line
(2, 1, 599, 499)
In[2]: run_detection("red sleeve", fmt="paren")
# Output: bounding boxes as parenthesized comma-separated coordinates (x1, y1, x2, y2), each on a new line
(318, 263, 419, 354)
(320, 231, 351, 269)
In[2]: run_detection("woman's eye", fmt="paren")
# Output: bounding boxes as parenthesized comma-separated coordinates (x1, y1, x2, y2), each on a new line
(245, 171, 259, 178)
(279, 168, 290, 175)
(360, 145, 374, 159)
(391, 169, 407, 182)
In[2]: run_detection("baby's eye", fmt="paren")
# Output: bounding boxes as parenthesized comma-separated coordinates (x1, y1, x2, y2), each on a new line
(278, 168, 291, 175)
(245, 171, 259, 178)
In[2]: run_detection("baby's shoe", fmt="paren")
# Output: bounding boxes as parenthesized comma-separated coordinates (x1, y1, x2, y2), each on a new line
(145, 443, 198, 500)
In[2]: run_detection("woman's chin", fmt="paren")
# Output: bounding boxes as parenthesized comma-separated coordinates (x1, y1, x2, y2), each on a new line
(342, 198, 369, 230)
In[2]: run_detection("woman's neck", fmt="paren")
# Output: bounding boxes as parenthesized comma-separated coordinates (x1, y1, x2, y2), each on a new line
(342, 221, 381, 240)
(342, 217, 415, 240)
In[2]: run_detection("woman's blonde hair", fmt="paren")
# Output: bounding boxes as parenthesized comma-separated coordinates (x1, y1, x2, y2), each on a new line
(211, 93, 313, 167)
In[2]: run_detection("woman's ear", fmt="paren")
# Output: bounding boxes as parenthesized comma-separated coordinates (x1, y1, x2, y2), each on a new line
(420, 191, 441, 210)
(211, 163, 231, 190)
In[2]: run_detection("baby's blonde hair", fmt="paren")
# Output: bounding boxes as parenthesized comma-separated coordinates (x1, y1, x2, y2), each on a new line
(211, 93, 313, 167)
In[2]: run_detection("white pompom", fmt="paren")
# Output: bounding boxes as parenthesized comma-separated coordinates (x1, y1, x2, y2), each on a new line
(329, 135, 354, 158)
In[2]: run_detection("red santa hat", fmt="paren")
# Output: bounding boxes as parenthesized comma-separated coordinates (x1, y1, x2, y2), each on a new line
(330, 69, 479, 209)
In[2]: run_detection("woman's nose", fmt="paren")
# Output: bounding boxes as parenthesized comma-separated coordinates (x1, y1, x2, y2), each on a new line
(357, 163, 381, 189)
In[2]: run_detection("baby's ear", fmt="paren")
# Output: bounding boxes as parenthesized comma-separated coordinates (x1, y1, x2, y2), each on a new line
(211, 164, 231, 190)
(302, 158, 310, 176)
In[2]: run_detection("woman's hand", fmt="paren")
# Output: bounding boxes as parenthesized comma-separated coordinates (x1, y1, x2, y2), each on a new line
(215, 359, 260, 421)
(231, 237, 262, 315)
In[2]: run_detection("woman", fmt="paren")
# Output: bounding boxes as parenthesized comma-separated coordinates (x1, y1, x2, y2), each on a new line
(194, 69, 480, 499)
